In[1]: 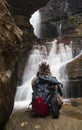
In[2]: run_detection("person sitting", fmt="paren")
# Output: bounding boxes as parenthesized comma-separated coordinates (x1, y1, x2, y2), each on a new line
(31, 59, 63, 118)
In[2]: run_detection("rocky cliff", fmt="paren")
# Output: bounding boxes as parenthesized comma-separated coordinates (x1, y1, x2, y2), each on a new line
(39, 0, 82, 38)
(0, 0, 23, 128)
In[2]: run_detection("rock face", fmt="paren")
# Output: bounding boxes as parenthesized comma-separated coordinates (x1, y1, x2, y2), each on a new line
(39, 0, 82, 38)
(0, 0, 23, 128)
(66, 54, 82, 97)
(7, 0, 49, 18)
(0, 0, 49, 129)
(6, 0, 50, 45)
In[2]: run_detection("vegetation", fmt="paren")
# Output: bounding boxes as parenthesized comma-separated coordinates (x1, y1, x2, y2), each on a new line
(69, 16, 82, 28)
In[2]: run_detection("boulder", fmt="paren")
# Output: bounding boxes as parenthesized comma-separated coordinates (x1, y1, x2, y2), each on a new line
(66, 54, 82, 97)
(0, 0, 23, 128)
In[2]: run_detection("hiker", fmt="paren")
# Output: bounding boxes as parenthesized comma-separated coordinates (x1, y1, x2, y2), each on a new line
(31, 59, 63, 118)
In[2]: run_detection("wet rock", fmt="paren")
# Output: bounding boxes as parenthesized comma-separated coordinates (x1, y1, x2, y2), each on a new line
(66, 54, 82, 97)
(71, 98, 82, 107)
(4, 103, 82, 130)
(0, 0, 24, 128)
(39, 0, 82, 39)
(66, 54, 82, 78)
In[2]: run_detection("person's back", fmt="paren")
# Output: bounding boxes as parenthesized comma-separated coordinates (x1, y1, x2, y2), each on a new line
(31, 59, 63, 118)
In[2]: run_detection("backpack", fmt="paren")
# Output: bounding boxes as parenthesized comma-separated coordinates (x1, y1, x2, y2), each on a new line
(31, 75, 62, 117)
(32, 83, 53, 116)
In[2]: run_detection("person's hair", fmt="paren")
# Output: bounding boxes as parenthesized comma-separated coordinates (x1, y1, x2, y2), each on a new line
(37, 59, 51, 76)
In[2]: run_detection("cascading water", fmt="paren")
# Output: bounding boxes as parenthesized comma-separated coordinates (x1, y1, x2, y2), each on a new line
(14, 48, 43, 109)
(48, 40, 73, 79)
(57, 22, 62, 37)
(30, 10, 41, 38)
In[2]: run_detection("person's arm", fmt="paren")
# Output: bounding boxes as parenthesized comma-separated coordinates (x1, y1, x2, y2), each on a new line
(54, 85, 63, 105)
(31, 77, 37, 91)
(54, 85, 58, 92)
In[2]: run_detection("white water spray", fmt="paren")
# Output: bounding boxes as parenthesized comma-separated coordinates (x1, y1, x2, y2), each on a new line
(14, 48, 43, 109)
(48, 40, 73, 80)
(30, 10, 41, 38)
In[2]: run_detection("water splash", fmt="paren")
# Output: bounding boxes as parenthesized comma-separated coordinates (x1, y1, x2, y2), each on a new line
(48, 40, 73, 80)
(22, 49, 43, 83)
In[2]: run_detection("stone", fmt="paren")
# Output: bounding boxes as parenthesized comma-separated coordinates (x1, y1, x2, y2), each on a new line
(4, 104, 82, 130)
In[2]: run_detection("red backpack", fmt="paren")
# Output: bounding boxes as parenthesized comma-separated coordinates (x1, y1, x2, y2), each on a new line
(32, 81, 53, 116)
(32, 95, 50, 116)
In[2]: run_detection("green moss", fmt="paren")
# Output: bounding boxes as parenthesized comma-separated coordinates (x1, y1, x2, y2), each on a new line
(69, 16, 81, 28)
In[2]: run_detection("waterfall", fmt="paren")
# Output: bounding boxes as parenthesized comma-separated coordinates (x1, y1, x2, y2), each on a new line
(22, 49, 43, 83)
(14, 40, 73, 109)
(14, 8, 81, 109)
(57, 22, 62, 37)
(30, 10, 41, 38)
(48, 40, 73, 80)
